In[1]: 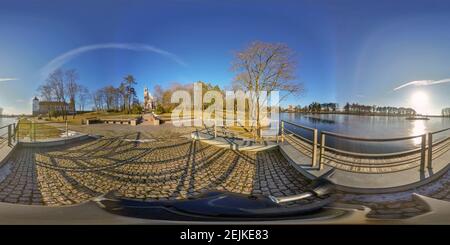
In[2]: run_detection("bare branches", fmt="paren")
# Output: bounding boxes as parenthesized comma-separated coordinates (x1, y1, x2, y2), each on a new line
(232, 41, 301, 96)
(231, 41, 304, 138)
(38, 68, 85, 118)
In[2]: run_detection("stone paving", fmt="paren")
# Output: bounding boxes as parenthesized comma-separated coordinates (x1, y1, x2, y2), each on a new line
(0, 135, 311, 206)
(0, 123, 449, 219)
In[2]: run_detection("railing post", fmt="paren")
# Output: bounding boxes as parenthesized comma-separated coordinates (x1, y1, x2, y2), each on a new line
(30, 121, 32, 141)
(427, 132, 433, 169)
(33, 121, 37, 142)
(312, 128, 318, 167)
(319, 133, 326, 170)
(7, 124, 12, 146)
(420, 134, 426, 172)
(13, 123, 16, 142)
(214, 124, 217, 138)
(66, 121, 69, 137)
(281, 121, 285, 143)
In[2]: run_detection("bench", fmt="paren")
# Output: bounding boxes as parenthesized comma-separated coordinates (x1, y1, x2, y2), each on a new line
(86, 118, 139, 126)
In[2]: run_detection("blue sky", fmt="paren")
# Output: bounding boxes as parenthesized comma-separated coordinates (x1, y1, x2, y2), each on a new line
(0, 0, 449, 115)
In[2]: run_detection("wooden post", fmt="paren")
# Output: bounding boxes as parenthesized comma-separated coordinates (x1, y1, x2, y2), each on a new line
(281, 121, 285, 143)
(427, 132, 433, 169)
(214, 124, 217, 138)
(312, 128, 318, 167)
(420, 134, 426, 172)
(319, 133, 326, 170)
(7, 124, 12, 146)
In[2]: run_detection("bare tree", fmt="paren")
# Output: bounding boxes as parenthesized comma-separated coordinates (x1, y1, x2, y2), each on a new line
(92, 90, 103, 111)
(65, 69, 80, 118)
(47, 69, 67, 119)
(38, 84, 54, 118)
(118, 82, 128, 112)
(38, 84, 53, 101)
(77, 85, 90, 111)
(123, 75, 137, 113)
(153, 84, 163, 103)
(232, 41, 303, 138)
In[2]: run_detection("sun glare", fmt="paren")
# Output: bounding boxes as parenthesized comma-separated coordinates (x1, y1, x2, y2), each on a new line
(410, 91, 429, 115)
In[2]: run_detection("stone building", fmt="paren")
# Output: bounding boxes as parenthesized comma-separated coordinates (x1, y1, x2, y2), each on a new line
(32, 97, 75, 116)
(143, 87, 156, 112)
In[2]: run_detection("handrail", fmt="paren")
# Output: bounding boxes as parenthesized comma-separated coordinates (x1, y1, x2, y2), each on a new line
(321, 130, 424, 142)
(431, 127, 450, 135)
(322, 144, 422, 158)
(281, 120, 450, 173)
(282, 120, 316, 132)
(0, 123, 17, 147)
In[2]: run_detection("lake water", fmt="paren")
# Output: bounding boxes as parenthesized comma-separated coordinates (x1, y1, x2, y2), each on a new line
(0, 117, 17, 137)
(0, 117, 16, 128)
(280, 113, 450, 153)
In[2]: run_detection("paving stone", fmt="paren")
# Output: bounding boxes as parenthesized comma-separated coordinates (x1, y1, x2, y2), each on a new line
(0, 136, 312, 206)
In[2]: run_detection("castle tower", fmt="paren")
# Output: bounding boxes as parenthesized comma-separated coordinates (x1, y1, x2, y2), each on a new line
(32, 97, 40, 116)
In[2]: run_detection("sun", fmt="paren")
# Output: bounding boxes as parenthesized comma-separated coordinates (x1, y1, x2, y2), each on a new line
(410, 91, 429, 115)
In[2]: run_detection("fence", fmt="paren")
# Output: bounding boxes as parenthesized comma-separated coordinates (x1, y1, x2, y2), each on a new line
(15, 120, 70, 142)
(197, 122, 279, 142)
(281, 119, 450, 174)
(0, 123, 18, 147)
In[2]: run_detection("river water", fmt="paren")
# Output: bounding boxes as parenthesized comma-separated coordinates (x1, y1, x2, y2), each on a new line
(280, 113, 450, 153)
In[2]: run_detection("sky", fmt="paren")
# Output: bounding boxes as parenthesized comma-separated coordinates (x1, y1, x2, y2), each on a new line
(0, 0, 449, 115)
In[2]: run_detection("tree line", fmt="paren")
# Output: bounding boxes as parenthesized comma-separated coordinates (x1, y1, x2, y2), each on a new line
(152, 81, 222, 114)
(442, 108, 450, 117)
(92, 75, 142, 114)
(288, 102, 416, 115)
(38, 69, 145, 118)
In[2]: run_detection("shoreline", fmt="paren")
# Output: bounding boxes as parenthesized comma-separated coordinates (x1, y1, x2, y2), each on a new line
(282, 111, 449, 118)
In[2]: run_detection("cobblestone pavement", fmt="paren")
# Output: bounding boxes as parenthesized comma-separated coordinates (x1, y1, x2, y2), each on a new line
(0, 135, 311, 206)
(68, 123, 195, 139)
(0, 124, 449, 219)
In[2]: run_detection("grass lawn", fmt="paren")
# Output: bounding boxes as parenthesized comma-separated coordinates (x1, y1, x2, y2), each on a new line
(38, 112, 141, 125)
(17, 118, 63, 140)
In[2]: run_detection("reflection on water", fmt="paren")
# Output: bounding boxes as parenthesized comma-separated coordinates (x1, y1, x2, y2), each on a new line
(281, 113, 450, 153)
(411, 120, 426, 145)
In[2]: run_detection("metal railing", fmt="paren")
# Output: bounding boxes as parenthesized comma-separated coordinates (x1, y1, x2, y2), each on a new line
(281, 119, 450, 173)
(197, 122, 280, 143)
(281, 120, 319, 167)
(14, 120, 70, 142)
(0, 123, 18, 147)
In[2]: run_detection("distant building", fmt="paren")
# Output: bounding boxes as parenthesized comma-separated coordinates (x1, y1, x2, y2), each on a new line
(32, 97, 75, 116)
(288, 105, 294, 112)
(143, 87, 156, 112)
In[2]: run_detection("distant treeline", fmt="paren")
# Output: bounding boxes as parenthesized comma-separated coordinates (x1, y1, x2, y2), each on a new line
(442, 108, 450, 117)
(286, 102, 416, 116)
(92, 75, 143, 114)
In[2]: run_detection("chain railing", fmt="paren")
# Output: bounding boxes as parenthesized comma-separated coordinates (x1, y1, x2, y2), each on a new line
(281, 120, 450, 173)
